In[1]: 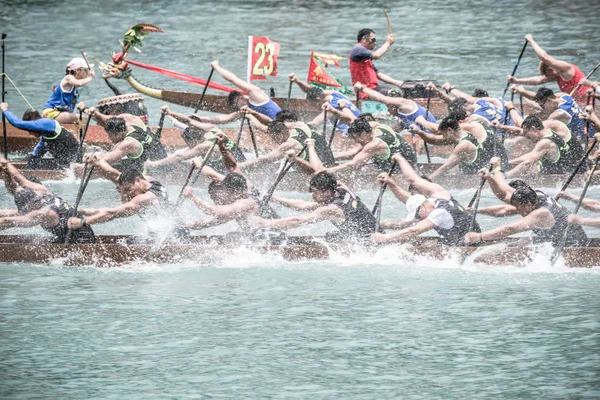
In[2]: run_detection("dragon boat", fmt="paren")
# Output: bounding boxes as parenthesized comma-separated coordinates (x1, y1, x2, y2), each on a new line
(0, 234, 598, 268)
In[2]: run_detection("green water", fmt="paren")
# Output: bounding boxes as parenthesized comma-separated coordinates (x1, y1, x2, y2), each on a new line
(2, 1, 600, 398)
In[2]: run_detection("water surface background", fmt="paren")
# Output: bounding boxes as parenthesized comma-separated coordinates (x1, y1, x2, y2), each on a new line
(1, 1, 600, 398)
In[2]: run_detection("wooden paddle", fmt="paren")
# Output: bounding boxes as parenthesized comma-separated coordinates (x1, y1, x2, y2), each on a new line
(247, 117, 259, 158)
(193, 67, 214, 113)
(235, 111, 246, 147)
(554, 139, 597, 201)
(569, 60, 600, 97)
(384, 10, 392, 35)
(503, 40, 528, 97)
(80, 49, 92, 70)
(328, 118, 339, 147)
(2, 33, 7, 159)
(373, 162, 396, 232)
(584, 94, 593, 154)
(421, 88, 433, 163)
(551, 157, 600, 265)
(286, 81, 293, 109)
(261, 145, 308, 208)
(461, 165, 492, 264)
(175, 141, 218, 208)
(76, 111, 93, 163)
(64, 163, 95, 244)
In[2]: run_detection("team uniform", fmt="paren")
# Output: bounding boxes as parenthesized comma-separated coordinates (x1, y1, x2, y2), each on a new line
(496, 98, 522, 127)
(115, 124, 155, 172)
(532, 191, 588, 247)
(371, 124, 418, 170)
(349, 45, 380, 100)
(537, 129, 585, 174)
(471, 99, 503, 124)
(288, 122, 336, 167)
(329, 92, 361, 135)
(204, 129, 247, 174)
(249, 99, 282, 120)
(556, 94, 594, 139)
(42, 76, 79, 120)
(557, 64, 590, 105)
(425, 198, 480, 246)
(325, 188, 378, 243)
(40, 195, 95, 243)
(395, 101, 438, 133)
(2, 110, 78, 169)
(458, 122, 509, 175)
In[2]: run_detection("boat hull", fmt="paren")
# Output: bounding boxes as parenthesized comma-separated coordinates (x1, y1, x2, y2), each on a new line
(0, 235, 597, 268)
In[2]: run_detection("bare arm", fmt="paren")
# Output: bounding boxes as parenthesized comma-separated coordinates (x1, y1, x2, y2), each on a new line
(0, 209, 57, 230)
(527, 36, 573, 76)
(557, 191, 600, 212)
(510, 75, 552, 86)
(189, 111, 242, 125)
(477, 204, 519, 217)
(478, 208, 554, 242)
(64, 73, 94, 88)
(393, 154, 449, 199)
(428, 150, 464, 181)
(187, 194, 258, 221)
(238, 141, 296, 169)
(271, 196, 320, 211)
(326, 142, 380, 173)
(211, 61, 268, 104)
(360, 86, 412, 113)
(253, 205, 343, 230)
(373, 218, 437, 243)
(371, 35, 394, 60)
(376, 72, 403, 88)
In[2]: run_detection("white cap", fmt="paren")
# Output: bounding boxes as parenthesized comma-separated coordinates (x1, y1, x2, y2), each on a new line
(405, 194, 427, 222)
(67, 57, 93, 71)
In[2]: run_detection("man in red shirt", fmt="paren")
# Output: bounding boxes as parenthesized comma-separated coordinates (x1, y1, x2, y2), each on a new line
(349, 29, 403, 100)
(507, 34, 591, 105)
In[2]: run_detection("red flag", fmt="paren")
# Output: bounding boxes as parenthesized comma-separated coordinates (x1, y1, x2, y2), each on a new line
(306, 52, 352, 95)
(247, 36, 280, 81)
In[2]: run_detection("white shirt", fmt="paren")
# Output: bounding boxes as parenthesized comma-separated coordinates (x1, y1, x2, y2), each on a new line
(427, 208, 455, 230)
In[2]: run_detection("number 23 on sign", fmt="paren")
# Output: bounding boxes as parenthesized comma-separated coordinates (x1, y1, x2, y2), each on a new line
(248, 36, 280, 80)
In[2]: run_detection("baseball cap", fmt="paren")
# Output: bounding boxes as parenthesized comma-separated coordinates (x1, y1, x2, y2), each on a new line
(67, 57, 94, 71)
(405, 194, 427, 222)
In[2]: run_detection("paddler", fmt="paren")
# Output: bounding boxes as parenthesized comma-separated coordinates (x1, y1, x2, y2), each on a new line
(66, 163, 189, 243)
(428, 82, 503, 125)
(511, 85, 592, 140)
(145, 106, 246, 173)
(503, 115, 585, 177)
(288, 72, 361, 135)
(372, 154, 480, 246)
(322, 116, 417, 174)
(349, 29, 402, 99)
(237, 110, 336, 171)
(82, 106, 157, 175)
(412, 115, 509, 180)
(0, 102, 79, 169)
(0, 155, 95, 243)
(250, 171, 378, 243)
(506, 34, 592, 105)
(354, 82, 438, 133)
(211, 60, 282, 121)
(464, 157, 588, 247)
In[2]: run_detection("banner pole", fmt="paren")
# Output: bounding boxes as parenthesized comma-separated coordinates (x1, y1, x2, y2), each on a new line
(247, 36, 252, 83)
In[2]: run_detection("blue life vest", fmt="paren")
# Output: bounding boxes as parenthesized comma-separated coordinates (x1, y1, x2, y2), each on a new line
(472, 99, 502, 123)
(248, 99, 282, 119)
(43, 77, 79, 112)
(329, 92, 360, 134)
(395, 101, 437, 133)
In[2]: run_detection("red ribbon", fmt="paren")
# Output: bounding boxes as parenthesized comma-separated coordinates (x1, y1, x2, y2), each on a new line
(124, 59, 245, 94)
